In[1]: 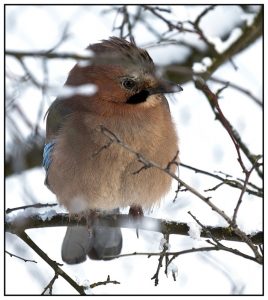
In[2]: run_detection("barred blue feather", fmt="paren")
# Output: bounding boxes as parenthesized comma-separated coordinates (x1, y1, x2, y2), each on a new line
(43, 141, 55, 172)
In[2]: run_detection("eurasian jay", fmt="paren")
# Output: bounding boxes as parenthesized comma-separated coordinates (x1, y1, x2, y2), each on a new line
(43, 37, 181, 264)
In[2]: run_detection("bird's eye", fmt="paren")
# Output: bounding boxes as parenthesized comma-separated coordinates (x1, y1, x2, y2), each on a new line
(122, 79, 136, 90)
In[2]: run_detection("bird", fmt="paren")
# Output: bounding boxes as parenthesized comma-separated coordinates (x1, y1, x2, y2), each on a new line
(43, 37, 182, 264)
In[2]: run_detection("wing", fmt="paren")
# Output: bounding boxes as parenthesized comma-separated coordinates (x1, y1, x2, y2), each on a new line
(43, 98, 73, 188)
(45, 98, 74, 141)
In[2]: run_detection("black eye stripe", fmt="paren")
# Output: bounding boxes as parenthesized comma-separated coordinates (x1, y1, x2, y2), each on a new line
(126, 90, 149, 104)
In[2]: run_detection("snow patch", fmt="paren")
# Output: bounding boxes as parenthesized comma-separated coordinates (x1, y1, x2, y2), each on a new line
(159, 237, 171, 251)
(207, 28, 243, 54)
(187, 222, 202, 240)
(202, 57, 213, 67)
(82, 279, 93, 295)
(49, 84, 97, 98)
(192, 62, 207, 73)
(241, 13, 255, 26)
(39, 209, 57, 221)
(167, 262, 178, 280)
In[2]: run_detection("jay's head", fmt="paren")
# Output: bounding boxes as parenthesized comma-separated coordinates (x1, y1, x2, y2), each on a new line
(65, 37, 182, 109)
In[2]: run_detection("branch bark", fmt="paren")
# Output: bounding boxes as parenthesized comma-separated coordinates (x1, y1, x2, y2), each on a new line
(5, 211, 263, 245)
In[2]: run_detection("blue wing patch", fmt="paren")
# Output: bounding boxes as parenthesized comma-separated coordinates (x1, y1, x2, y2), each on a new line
(43, 141, 56, 172)
(43, 141, 56, 187)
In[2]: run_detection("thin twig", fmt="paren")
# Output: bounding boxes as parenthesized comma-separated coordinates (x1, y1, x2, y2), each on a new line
(6, 50, 93, 60)
(6, 203, 58, 214)
(143, 5, 195, 34)
(232, 159, 261, 224)
(17, 57, 42, 88)
(188, 211, 221, 245)
(41, 273, 58, 295)
(208, 76, 262, 107)
(195, 5, 216, 26)
(196, 78, 247, 173)
(195, 78, 263, 178)
(5, 250, 37, 264)
(109, 245, 258, 264)
(90, 275, 120, 289)
(151, 233, 169, 286)
(116, 6, 136, 43)
(189, 5, 218, 56)
(180, 163, 262, 197)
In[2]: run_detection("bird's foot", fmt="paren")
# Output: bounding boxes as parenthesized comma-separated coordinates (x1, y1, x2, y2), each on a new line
(129, 205, 144, 238)
(129, 205, 144, 218)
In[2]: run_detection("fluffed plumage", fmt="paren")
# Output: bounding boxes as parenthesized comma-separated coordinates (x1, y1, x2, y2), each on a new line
(43, 37, 181, 264)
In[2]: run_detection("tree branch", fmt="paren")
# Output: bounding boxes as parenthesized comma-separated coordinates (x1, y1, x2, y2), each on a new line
(41, 273, 58, 295)
(5, 250, 37, 264)
(16, 231, 86, 295)
(151, 234, 170, 286)
(6, 50, 93, 61)
(163, 7, 262, 85)
(195, 78, 263, 178)
(90, 275, 120, 289)
(5, 211, 263, 245)
(205, 7, 263, 79)
(180, 163, 262, 197)
(6, 203, 58, 214)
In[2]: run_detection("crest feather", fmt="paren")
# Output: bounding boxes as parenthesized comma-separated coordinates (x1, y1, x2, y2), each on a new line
(87, 37, 155, 72)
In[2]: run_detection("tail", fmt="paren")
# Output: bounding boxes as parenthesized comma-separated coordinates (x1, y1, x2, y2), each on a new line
(61, 217, 122, 264)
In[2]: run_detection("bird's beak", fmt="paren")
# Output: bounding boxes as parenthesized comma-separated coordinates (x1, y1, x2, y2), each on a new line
(148, 80, 183, 95)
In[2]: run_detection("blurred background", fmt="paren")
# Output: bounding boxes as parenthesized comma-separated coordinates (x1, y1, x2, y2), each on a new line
(5, 5, 263, 295)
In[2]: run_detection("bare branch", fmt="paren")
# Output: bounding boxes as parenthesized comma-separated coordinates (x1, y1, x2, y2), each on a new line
(6, 203, 58, 214)
(194, 5, 216, 26)
(205, 7, 263, 79)
(161, 7, 262, 88)
(195, 78, 263, 178)
(143, 5, 195, 34)
(110, 245, 258, 265)
(116, 6, 136, 43)
(17, 231, 86, 295)
(5, 211, 263, 245)
(90, 275, 120, 289)
(188, 5, 218, 56)
(151, 233, 169, 286)
(180, 163, 262, 197)
(208, 76, 262, 107)
(5, 250, 37, 264)
(232, 159, 261, 224)
(6, 49, 93, 61)
(41, 273, 58, 295)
